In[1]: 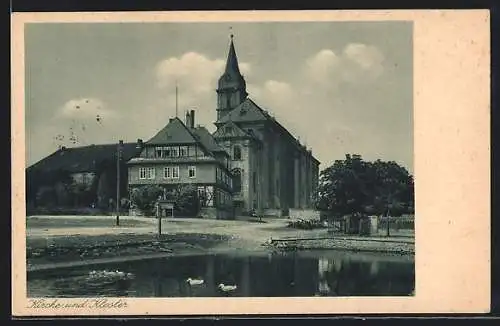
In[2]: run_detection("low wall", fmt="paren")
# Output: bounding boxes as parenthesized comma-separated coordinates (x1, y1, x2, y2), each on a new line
(263, 209, 282, 217)
(288, 209, 320, 221)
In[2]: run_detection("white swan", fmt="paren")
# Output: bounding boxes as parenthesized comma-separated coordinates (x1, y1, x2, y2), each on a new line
(218, 283, 237, 292)
(186, 278, 205, 286)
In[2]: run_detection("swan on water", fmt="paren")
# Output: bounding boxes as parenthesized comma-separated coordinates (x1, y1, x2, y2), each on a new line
(186, 278, 205, 286)
(218, 283, 237, 292)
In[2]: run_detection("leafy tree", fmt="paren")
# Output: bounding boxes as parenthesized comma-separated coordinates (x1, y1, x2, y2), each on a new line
(130, 185, 164, 216)
(170, 184, 201, 216)
(315, 154, 414, 227)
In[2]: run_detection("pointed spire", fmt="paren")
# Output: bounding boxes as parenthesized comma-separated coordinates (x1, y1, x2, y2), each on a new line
(224, 32, 241, 76)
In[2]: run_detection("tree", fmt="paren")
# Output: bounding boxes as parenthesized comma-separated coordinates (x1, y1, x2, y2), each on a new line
(315, 154, 414, 234)
(130, 185, 164, 216)
(315, 154, 371, 218)
(171, 184, 201, 216)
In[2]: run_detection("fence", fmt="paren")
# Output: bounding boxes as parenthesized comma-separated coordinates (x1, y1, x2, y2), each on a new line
(376, 215, 415, 236)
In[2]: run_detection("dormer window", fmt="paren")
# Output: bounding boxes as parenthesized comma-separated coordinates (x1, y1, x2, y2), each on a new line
(225, 126, 233, 134)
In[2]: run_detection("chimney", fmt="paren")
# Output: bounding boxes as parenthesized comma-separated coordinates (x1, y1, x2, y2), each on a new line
(185, 111, 191, 127)
(136, 138, 143, 149)
(169, 118, 174, 123)
(190, 109, 195, 128)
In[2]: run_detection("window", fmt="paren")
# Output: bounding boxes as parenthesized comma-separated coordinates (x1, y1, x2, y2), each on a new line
(232, 168, 242, 192)
(179, 146, 188, 157)
(155, 146, 188, 158)
(139, 167, 155, 180)
(225, 126, 233, 134)
(163, 166, 180, 179)
(172, 166, 180, 178)
(233, 146, 242, 160)
(188, 166, 196, 178)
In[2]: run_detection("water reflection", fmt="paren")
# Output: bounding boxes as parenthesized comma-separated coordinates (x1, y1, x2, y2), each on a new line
(28, 252, 415, 298)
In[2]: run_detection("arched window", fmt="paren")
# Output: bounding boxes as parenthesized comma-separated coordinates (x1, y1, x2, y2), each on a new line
(233, 145, 242, 160)
(232, 168, 242, 192)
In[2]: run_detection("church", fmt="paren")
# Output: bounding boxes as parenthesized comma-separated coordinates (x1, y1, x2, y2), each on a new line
(128, 35, 320, 219)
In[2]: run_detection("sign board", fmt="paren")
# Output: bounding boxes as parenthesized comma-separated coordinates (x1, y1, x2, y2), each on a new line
(165, 203, 174, 209)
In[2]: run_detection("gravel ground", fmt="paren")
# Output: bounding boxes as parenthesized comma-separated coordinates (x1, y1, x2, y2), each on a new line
(26, 216, 415, 268)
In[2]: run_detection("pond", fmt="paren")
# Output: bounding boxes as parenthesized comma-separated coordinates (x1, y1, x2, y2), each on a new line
(27, 251, 415, 297)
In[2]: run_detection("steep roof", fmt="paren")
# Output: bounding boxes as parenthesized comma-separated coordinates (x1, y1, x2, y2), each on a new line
(215, 98, 270, 124)
(215, 98, 320, 164)
(224, 37, 241, 77)
(146, 117, 200, 145)
(191, 126, 228, 155)
(212, 120, 260, 142)
(27, 143, 142, 174)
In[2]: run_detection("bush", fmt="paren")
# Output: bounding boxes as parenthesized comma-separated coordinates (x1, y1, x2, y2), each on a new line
(130, 185, 163, 216)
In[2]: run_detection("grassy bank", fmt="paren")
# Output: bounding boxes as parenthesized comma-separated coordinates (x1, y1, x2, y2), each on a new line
(26, 216, 415, 271)
(27, 232, 231, 267)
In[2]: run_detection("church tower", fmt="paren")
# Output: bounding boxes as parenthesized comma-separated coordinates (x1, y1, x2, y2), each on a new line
(216, 34, 248, 120)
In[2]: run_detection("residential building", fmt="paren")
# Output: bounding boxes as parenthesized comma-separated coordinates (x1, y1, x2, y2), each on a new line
(127, 111, 233, 219)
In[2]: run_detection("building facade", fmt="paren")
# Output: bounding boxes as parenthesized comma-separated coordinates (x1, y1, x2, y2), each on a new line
(127, 35, 320, 219)
(127, 111, 233, 219)
(212, 36, 320, 217)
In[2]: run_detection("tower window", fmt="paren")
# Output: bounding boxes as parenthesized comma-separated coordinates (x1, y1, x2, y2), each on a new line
(232, 168, 242, 192)
(233, 145, 242, 160)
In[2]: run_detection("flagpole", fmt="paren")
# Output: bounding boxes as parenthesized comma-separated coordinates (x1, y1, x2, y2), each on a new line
(175, 81, 178, 118)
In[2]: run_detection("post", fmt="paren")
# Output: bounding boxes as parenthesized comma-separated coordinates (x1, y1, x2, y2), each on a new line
(116, 140, 123, 226)
(156, 201, 162, 236)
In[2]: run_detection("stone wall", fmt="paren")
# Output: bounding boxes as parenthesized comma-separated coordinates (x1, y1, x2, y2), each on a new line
(288, 208, 320, 220)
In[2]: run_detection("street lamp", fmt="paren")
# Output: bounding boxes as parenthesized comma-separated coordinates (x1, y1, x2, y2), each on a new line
(116, 140, 123, 226)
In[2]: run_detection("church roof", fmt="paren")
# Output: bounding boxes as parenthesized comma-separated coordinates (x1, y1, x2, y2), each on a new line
(213, 120, 260, 142)
(27, 142, 142, 174)
(215, 98, 270, 124)
(225, 37, 241, 77)
(215, 98, 320, 164)
(218, 37, 246, 89)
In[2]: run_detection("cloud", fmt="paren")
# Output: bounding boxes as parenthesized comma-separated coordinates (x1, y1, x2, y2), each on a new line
(302, 43, 385, 88)
(246, 43, 392, 167)
(303, 49, 341, 86)
(156, 52, 251, 95)
(58, 98, 115, 120)
(148, 52, 253, 134)
(49, 97, 124, 148)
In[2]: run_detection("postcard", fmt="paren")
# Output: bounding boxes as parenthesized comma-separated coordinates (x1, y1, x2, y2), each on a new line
(12, 9, 490, 316)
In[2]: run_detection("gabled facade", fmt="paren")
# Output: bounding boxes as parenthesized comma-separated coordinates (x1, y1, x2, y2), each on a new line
(127, 111, 233, 219)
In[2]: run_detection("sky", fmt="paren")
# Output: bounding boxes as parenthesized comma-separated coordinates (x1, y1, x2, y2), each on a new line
(25, 21, 413, 173)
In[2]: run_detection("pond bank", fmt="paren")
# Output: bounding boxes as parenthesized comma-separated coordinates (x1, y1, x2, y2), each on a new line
(26, 216, 414, 272)
(27, 232, 232, 269)
(266, 237, 414, 255)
